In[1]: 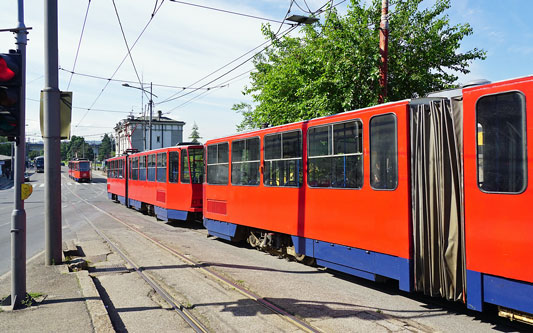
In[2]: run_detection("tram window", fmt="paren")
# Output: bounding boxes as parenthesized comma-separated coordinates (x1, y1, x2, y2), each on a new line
(181, 149, 190, 183)
(231, 138, 260, 186)
(168, 151, 179, 183)
(370, 114, 398, 190)
(308, 121, 363, 189)
(132, 157, 138, 180)
(207, 143, 229, 185)
(264, 131, 303, 187)
(157, 153, 167, 183)
(139, 156, 146, 181)
(118, 160, 122, 179)
(189, 148, 204, 184)
(476, 92, 527, 193)
(147, 154, 156, 182)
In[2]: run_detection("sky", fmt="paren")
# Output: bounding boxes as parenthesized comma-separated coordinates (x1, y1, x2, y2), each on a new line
(0, 0, 532, 145)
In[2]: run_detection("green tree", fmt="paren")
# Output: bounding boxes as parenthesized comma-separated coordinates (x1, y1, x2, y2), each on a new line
(234, 0, 485, 130)
(188, 122, 202, 143)
(0, 137, 12, 156)
(98, 133, 113, 161)
(28, 149, 43, 160)
(65, 136, 94, 161)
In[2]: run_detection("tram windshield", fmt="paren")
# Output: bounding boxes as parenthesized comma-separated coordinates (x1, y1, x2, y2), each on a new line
(79, 161, 90, 171)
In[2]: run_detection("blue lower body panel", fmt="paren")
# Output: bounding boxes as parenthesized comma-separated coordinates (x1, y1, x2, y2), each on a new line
(310, 238, 412, 292)
(154, 205, 188, 221)
(203, 220, 412, 291)
(108, 192, 125, 205)
(203, 218, 240, 241)
(467, 269, 533, 314)
(128, 198, 142, 211)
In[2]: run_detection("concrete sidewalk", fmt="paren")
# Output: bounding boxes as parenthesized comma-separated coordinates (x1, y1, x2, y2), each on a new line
(0, 250, 113, 333)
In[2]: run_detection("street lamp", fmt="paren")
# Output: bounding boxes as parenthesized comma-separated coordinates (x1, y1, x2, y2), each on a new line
(122, 83, 158, 150)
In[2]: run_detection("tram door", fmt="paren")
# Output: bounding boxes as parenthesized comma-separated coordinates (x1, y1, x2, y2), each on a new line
(409, 97, 466, 301)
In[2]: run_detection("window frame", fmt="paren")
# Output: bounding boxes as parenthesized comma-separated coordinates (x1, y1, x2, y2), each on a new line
(206, 142, 230, 185)
(181, 148, 190, 184)
(156, 152, 167, 183)
(369, 112, 399, 191)
(306, 119, 364, 190)
(475, 90, 528, 194)
(231, 136, 261, 186)
(263, 129, 303, 188)
(168, 150, 180, 183)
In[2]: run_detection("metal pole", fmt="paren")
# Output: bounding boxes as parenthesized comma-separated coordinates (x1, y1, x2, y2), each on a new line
(149, 82, 152, 150)
(378, 0, 389, 104)
(11, 0, 28, 309)
(43, 0, 62, 265)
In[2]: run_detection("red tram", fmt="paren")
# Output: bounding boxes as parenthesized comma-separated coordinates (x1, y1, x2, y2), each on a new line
(68, 159, 92, 182)
(203, 76, 533, 321)
(107, 144, 204, 221)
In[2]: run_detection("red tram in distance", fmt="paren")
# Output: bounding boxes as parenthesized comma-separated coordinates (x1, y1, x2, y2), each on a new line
(203, 76, 533, 323)
(107, 144, 204, 222)
(68, 159, 92, 182)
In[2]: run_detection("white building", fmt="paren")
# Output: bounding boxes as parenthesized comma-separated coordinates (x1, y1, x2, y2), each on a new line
(114, 111, 185, 155)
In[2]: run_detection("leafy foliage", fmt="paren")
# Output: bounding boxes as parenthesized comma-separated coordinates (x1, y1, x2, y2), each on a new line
(0, 137, 12, 156)
(234, 0, 485, 130)
(62, 136, 94, 161)
(98, 133, 113, 161)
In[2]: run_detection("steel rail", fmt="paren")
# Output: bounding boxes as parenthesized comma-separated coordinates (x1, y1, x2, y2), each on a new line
(64, 184, 208, 333)
(67, 184, 321, 333)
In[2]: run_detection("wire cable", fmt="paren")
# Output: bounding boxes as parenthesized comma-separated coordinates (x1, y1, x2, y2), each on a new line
(164, 0, 348, 112)
(67, 0, 92, 90)
(26, 97, 133, 114)
(59, 67, 228, 90)
(157, 1, 298, 105)
(169, 0, 292, 25)
(112, 0, 147, 99)
(75, 0, 166, 127)
(158, 24, 298, 106)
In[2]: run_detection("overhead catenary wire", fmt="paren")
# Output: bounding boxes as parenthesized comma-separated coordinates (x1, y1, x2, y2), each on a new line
(26, 97, 133, 114)
(160, 0, 343, 109)
(167, 70, 254, 114)
(111, 0, 148, 99)
(75, 0, 166, 128)
(157, 24, 299, 107)
(58, 67, 228, 90)
(67, 0, 92, 90)
(169, 0, 293, 25)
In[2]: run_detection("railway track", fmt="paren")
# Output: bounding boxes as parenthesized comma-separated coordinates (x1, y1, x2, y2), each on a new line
(65, 182, 322, 333)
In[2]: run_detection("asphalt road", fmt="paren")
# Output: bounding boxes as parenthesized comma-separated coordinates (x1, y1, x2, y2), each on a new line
(0, 167, 106, 276)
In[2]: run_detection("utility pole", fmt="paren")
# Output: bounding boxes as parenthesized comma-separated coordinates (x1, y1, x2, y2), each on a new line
(43, 0, 62, 265)
(378, 0, 389, 104)
(10, 0, 28, 309)
(149, 82, 153, 150)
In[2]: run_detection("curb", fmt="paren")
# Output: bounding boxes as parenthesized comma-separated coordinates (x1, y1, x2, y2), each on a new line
(76, 270, 114, 333)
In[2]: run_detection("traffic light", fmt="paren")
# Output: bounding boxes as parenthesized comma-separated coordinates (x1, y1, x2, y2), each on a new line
(0, 50, 22, 138)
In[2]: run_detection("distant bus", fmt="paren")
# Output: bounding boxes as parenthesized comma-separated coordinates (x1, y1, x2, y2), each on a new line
(35, 156, 44, 173)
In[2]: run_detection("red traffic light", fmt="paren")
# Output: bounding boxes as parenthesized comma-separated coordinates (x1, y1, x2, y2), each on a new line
(0, 52, 21, 138)
(0, 57, 16, 81)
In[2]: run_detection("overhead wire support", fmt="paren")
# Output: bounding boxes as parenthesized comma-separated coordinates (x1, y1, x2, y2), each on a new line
(67, 0, 91, 90)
